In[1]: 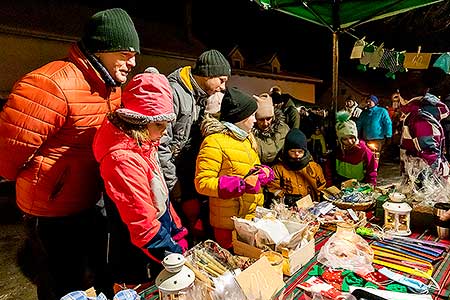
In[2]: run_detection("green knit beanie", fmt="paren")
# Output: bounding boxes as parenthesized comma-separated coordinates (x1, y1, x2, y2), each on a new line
(335, 110, 359, 143)
(192, 49, 231, 77)
(81, 8, 140, 54)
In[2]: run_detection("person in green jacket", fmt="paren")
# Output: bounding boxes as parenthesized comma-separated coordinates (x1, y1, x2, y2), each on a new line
(270, 86, 300, 129)
(252, 93, 290, 166)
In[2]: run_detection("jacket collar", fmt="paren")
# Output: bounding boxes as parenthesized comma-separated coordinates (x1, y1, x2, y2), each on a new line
(68, 43, 117, 96)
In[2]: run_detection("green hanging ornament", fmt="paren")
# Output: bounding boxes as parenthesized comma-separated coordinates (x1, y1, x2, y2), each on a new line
(363, 43, 375, 53)
(357, 64, 367, 72)
(385, 71, 396, 80)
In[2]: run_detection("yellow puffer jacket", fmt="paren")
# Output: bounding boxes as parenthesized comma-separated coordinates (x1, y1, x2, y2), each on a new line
(195, 116, 263, 230)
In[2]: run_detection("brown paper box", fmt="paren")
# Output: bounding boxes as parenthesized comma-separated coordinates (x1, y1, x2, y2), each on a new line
(232, 230, 315, 276)
(236, 256, 285, 300)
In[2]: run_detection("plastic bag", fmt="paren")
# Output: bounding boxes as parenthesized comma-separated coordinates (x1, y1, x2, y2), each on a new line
(317, 223, 374, 275)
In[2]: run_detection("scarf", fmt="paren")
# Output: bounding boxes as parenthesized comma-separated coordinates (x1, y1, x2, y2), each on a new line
(78, 41, 120, 87)
(283, 150, 313, 171)
(223, 121, 249, 141)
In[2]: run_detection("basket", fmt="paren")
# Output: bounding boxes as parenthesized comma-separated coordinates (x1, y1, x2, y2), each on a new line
(320, 211, 367, 231)
(332, 198, 376, 211)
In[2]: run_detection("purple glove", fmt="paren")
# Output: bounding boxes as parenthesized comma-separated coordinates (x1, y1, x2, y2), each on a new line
(248, 165, 275, 186)
(177, 238, 188, 253)
(172, 227, 188, 253)
(244, 174, 261, 194)
(172, 227, 188, 241)
(218, 176, 246, 199)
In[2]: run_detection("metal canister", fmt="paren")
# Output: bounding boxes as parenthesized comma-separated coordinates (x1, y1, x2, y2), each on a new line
(434, 203, 450, 239)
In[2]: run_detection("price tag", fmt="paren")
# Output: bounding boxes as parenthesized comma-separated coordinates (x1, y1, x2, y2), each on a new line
(347, 208, 359, 221)
(319, 202, 334, 215)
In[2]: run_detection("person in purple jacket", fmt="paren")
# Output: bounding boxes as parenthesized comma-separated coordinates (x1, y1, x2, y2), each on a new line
(334, 111, 378, 186)
(398, 68, 450, 180)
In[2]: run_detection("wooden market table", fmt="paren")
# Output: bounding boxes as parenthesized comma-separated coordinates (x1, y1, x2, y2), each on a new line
(138, 228, 450, 300)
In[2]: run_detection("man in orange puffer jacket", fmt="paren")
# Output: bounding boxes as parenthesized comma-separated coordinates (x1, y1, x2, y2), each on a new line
(0, 8, 139, 300)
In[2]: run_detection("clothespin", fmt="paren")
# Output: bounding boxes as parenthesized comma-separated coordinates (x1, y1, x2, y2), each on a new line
(412, 46, 424, 65)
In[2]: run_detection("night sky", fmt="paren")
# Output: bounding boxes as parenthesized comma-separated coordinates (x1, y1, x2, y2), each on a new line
(187, 0, 450, 92)
(17, 0, 450, 94)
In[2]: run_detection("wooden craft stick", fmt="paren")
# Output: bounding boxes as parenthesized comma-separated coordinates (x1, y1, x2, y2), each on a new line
(206, 261, 225, 275)
(386, 240, 443, 257)
(185, 260, 213, 286)
(201, 251, 228, 273)
(197, 261, 221, 277)
(374, 256, 432, 273)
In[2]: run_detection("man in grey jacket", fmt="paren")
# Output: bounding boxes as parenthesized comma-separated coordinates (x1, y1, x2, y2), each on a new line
(158, 49, 231, 241)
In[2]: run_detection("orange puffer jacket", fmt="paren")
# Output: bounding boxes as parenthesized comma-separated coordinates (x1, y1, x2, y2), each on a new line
(0, 44, 121, 217)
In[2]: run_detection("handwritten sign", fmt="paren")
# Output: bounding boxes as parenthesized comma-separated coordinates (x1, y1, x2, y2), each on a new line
(236, 256, 285, 300)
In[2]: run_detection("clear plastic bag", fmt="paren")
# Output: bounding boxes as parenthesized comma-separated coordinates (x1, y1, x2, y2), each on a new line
(317, 223, 374, 275)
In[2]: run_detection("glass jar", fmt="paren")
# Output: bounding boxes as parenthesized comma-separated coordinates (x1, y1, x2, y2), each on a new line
(335, 222, 358, 242)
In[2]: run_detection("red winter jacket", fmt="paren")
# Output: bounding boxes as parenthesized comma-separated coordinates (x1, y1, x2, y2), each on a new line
(0, 44, 121, 216)
(93, 119, 182, 258)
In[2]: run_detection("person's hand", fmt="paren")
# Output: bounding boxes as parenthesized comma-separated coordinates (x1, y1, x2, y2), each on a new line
(440, 209, 450, 222)
(244, 174, 261, 193)
(218, 175, 245, 198)
(172, 227, 188, 241)
(176, 238, 188, 253)
(255, 165, 274, 185)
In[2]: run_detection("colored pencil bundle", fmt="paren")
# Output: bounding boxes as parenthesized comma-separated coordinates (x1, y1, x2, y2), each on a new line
(370, 236, 448, 278)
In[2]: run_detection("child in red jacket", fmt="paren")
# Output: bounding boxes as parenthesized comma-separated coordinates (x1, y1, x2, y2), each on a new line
(93, 70, 187, 288)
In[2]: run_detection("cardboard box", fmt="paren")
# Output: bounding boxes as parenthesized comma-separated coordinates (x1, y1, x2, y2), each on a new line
(232, 230, 315, 276)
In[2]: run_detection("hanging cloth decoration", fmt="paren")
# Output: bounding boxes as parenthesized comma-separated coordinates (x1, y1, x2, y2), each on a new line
(379, 50, 406, 80)
(403, 47, 432, 69)
(433, 52, 450, 74)
(359, 42, 376, 66)
(379, 50, 405, 73)
(368, 43, 385, 69)
(350, 38, 367, 59)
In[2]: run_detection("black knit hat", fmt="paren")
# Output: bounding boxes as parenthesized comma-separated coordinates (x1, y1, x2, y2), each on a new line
(220, 87, 258, 124)
(81, 8, 140, 54)
(284, 128, 308, 151)
(192, 49, 231, 77)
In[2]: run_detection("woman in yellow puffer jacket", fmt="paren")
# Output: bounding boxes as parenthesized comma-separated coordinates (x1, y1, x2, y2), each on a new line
(195, 87, 274, 249)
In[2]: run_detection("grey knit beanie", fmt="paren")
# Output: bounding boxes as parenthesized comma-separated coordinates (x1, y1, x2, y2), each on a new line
(192, 49, 231, 77)
(81, 8, 140, 54)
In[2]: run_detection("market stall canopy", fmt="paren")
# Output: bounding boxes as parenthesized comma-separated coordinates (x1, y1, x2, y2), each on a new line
(254, 0, 443, 30)
(252, 0, 444, 111)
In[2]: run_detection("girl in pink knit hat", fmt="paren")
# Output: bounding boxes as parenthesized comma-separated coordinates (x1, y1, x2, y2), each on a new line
(93, 70, 188, 291)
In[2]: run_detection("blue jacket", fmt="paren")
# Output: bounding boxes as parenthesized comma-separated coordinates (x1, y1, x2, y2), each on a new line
(357, 106, 392, 140)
